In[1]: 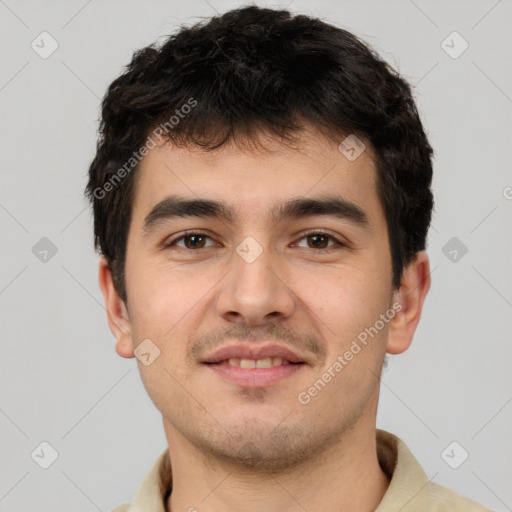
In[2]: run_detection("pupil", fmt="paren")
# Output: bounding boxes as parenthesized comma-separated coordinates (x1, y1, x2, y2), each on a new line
(310, 235, 327, 248)
(187, 235, 203, 248)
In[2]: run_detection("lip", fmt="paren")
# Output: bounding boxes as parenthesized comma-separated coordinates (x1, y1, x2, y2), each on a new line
(205, 362, 304, 387)
(201, 342, 308, 388)
(201, 343, 307, 365)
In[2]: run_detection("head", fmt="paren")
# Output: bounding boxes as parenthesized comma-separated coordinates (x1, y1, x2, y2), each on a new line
(87, 5, 433, 471)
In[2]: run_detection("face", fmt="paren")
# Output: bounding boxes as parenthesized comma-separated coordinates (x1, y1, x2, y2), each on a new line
(101, 125, 429, 471)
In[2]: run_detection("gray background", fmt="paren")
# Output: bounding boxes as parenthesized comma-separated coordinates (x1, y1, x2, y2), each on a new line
(1, 0, 511, 510)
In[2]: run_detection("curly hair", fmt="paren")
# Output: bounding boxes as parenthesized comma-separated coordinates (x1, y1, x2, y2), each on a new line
(85, 5, 434, 303)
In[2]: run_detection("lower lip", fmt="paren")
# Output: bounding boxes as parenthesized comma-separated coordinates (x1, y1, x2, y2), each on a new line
(204, 363, 305, 387)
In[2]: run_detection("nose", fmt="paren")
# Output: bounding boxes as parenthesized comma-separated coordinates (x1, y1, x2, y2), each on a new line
(215, 238, 296, 327)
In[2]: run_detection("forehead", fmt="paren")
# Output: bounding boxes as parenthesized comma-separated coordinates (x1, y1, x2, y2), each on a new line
(132, 127, 383, 227)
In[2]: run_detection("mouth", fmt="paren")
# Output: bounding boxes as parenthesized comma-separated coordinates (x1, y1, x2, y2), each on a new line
(207, 356, 300, 368)
(202, 344, 308, 387)
(203, 360, 305, 387)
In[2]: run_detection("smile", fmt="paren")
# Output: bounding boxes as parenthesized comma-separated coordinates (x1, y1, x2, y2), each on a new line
(204, 359, 305, 387)
(215, 357, 293, 368)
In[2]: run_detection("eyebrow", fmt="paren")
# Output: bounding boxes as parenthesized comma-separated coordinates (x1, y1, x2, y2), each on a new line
(142, 194, 369, 235)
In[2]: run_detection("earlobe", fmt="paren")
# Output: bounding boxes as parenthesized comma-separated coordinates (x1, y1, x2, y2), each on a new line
(98, 257, 135, 358)
(386, 251, 431, 355)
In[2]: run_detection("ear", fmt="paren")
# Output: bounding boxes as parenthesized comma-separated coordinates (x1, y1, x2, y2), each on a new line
(386, 251, 431, 355)
(98, 257, 135, 358)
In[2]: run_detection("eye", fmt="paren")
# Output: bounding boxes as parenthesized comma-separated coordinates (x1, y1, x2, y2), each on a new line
(163, 231, 346, 252)
(164, 232, 216, 250)
(294, 232, 345, 250)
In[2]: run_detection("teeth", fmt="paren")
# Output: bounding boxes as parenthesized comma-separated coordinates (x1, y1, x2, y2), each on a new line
(256, 357, 273, 368)
(226, 357, 289, 368)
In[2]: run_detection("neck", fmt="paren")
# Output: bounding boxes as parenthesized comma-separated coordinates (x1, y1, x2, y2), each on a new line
(164, 419, 390, 512)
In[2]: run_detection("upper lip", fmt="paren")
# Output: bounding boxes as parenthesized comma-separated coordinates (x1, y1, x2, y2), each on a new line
(201, 343, 307, 364)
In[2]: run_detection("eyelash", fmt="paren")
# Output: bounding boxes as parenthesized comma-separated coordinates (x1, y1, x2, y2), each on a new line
(163, 230, 346, 252)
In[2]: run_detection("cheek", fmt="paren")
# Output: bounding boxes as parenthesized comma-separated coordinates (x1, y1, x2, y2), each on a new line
(293, 267, 391, 374)
(126, 260, 222, 353)
(295, 264, 386, 321)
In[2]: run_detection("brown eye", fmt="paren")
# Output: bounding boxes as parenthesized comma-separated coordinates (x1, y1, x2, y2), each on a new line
(164, 232, 215, 250)
(307, 234, 329, 249)
(182, 234, 207, 249)
(295, 232, 343, 250)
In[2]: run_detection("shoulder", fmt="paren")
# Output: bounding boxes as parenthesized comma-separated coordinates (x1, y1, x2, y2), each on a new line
(426, 481, 493, 511)
(376, 430, 492, 512)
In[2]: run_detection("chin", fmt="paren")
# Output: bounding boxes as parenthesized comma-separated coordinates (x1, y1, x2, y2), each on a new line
(189, 416, 330, 473)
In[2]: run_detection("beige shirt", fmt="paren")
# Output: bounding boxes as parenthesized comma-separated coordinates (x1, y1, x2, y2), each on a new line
(111, 429, 491, 511)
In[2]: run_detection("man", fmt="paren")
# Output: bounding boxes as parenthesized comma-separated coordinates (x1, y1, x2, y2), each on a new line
(86, 5, 491, 511)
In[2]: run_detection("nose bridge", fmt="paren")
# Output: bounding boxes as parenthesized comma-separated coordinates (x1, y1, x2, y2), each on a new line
(216, 234, 295, 324)
(234, 234, 275, 290)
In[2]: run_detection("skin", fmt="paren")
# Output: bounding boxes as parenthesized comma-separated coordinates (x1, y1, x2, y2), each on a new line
(99, 124, 430, 512)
